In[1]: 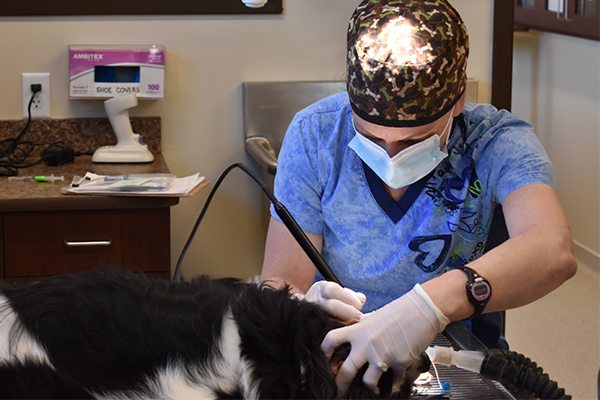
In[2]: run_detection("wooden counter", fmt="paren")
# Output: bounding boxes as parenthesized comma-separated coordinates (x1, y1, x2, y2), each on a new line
(0, 155, 180, 281)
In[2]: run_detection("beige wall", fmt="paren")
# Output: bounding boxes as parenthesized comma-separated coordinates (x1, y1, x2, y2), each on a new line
(509, 30, 599, 400)
(0, 0, 493, 280)
(512, 31, 600, 269)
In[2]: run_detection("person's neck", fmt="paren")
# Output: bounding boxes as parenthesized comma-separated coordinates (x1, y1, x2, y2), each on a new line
(384, 184, 408, 202)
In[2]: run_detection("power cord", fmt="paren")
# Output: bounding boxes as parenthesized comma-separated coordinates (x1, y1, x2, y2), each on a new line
(0, 85, 43, 176)
(0, 84, 88, 176)
(172, 163, 340, 285)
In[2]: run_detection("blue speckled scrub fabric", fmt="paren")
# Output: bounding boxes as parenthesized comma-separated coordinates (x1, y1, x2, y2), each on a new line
(272, 93, 554, 312)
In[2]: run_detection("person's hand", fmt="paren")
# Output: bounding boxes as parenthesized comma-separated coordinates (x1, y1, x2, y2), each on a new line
(297, 281, 366, 322)
(321, 284, 449, 395)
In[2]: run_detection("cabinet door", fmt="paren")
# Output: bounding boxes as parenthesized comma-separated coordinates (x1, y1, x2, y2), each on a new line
(515, 0, 599, 40)
(3, 208, 171, 278)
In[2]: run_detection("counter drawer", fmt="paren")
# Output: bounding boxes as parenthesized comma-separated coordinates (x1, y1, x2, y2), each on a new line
(3, 208, 171, 278)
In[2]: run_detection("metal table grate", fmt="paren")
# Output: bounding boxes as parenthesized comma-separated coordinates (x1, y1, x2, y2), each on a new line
(411, 323, 516, 399)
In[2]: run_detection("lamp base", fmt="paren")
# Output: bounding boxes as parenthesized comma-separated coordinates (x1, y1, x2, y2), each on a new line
(91, 145, 154, 163)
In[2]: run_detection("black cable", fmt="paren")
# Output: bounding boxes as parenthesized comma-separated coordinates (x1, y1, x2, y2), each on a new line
(0, 87, 85, 175)
(0, 89, 42, 176)
(172, 163, 341, 286)
(173, 164, 239, 282)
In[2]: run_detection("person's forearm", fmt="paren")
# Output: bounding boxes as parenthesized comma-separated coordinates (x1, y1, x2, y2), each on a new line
(422, 224, 576, 322)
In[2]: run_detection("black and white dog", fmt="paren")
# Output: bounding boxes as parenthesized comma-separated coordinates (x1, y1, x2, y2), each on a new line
(0, 267, 431, 399)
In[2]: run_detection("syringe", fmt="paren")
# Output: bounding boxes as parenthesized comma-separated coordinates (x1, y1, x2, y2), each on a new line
(8, 175, 65, 182)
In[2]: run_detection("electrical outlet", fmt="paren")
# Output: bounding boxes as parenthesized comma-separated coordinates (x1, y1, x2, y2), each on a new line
(22, 72, 51, 119)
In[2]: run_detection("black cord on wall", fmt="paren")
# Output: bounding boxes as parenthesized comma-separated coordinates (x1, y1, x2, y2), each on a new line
(0, 86, 43, 176)
(0, 85, 91, 176)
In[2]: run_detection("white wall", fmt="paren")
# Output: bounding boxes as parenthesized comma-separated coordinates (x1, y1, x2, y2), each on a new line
(512, 31, 600, 268)
(509, 31, 599, 400)
(0, 0, 494, 280)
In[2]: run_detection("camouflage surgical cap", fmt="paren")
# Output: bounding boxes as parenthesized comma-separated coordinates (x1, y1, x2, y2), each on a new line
(347, 0, 469, 127)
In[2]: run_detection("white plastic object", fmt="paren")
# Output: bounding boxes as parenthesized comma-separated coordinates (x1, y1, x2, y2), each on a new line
(21, 72, 51, 119)
(426, 345, 485, 374)
(92, 94, 154, 163)
(241, 0, 268, 8)
(72, 174, 175, 192)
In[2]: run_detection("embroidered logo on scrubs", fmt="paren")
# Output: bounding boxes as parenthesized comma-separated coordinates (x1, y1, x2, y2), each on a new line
(408, 235, 452, 273)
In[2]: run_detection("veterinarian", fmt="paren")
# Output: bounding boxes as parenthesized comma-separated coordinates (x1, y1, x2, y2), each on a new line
(260, 0, 577, 395)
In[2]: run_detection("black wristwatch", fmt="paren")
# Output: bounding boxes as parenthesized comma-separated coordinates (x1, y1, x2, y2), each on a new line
(458, 266, 492, 319)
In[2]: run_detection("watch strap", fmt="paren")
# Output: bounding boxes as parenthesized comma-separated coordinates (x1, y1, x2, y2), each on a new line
(458, 266, 492, 319)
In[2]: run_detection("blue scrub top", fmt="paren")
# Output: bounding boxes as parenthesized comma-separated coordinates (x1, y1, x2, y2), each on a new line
(272, 93, 554, 314)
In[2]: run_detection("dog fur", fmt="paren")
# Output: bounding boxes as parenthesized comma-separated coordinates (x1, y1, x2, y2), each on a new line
(0, 267, 431, 399)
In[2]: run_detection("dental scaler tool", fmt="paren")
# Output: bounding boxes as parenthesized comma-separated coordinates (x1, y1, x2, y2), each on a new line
(91, 93, 154, 163)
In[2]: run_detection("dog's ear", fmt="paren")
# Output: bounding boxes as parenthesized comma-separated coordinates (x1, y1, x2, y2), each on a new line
(233, 285, 341, 399)
(291, 303, 341, 399)
(298, 342, 338, 399)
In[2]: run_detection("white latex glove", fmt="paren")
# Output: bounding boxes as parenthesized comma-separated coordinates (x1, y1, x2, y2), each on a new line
(321, 284, 449, 395)
(296, 281, 366, 322)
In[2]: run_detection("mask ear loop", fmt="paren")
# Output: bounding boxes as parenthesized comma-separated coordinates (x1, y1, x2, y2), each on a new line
(440, 106, 455, 153)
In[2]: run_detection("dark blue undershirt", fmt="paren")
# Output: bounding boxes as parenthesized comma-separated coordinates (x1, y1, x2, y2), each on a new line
(363, 161, 433, 224)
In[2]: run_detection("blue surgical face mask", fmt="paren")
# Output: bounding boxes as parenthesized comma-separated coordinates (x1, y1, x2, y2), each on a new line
(349, 110, 454, 189)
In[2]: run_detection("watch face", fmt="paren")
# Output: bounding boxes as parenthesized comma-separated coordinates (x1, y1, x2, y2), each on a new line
(471, 282, 491, 301)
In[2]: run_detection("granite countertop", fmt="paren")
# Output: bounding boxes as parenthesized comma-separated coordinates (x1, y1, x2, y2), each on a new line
(0, 116, 186, 212)
(0, 117, 162, 157)
(0, 155, 180, 212)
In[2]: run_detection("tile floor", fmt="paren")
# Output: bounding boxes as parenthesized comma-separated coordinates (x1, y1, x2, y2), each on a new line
(505, 249, 599, 400)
